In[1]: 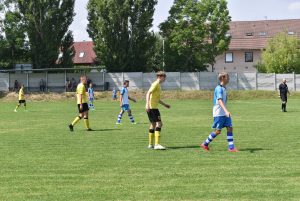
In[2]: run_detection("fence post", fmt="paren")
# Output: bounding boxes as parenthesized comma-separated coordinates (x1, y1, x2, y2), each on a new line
(293, 72, 296, 92)
(255, 72, 258, 90)
(179, 72, 182, 90)
(64, 70, 67, 92)
(236, 72, 239, 90)
(274, 73, 277, 91)
(122, 72, 124, 83)
(141, 72, 143, 90)
(46, 71, 48, 92)
(8, 72, 10, 91)
(26, 73, 29, 92)
(102, 72, 105, 91)
(198, 71, 200, 90)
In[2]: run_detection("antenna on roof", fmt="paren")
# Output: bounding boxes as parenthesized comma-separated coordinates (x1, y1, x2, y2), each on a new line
(264, 16, 268, 20)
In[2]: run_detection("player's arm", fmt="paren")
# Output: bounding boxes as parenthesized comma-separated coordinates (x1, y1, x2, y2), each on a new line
(119, 93, 123, 107)
(145, 90, 152, 111)
(128, 96, 136, 102)
(218, 99, 230, 117)
(159, 100, 170, 109)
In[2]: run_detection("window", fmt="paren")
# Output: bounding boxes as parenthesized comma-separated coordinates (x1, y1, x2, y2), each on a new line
(259, 32, 267, 36)
(225, 52, 233, 63)
(225, 33, 231, 37)
(79, 52, 85, 58)
(245, 52, 253, 62)
(246, 32, 254, 36)
(288, 31, 294, 35)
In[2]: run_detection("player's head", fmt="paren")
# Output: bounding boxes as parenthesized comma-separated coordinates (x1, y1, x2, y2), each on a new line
(80, 75, 87, 84)
(218, 72, 229, 85)
(89, 83, 93, 88)
(156, 71, 166, 83)
(282, 79, 286, 84)
(124, 80, 129, 87)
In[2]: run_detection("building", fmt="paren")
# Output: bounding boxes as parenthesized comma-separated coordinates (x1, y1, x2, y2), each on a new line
(73, 41, 96, 66)
(212, 19, 300, 73)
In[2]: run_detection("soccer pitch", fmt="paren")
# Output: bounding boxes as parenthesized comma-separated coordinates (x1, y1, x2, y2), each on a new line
(0, 98, 299, 200)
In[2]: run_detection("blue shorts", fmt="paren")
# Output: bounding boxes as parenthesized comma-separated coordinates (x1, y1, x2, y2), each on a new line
(121, 104, 130, 111)
(89, 98, 94, 102)
(212, 116, 232, 130)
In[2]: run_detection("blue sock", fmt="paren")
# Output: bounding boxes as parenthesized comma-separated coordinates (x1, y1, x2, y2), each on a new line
(204, 132, 217, 146)
(117, 113, 123, 123)
(129, 115, 135, 123)
(227, 132, 235, 150)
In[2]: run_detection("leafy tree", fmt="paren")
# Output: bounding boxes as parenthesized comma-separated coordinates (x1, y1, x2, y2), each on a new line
(7, 0, 75, 69)
(87, 0, 157, 72)
(260, 32, 300, 73)
(57, 31, 75, 68)
(160, 0, 231, 72)
(1, 11, 29, 68)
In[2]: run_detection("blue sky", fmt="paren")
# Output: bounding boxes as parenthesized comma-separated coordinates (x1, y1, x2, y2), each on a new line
(70, 0, 300, 41)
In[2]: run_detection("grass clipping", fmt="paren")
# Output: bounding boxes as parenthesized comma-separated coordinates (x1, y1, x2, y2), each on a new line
(1, 90, 299, 102)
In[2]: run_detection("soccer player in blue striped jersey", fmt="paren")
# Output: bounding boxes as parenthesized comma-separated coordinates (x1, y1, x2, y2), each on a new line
(88, 83, 95, 110)
(200, 72, 238, 152)
(116, 80, 136, 125)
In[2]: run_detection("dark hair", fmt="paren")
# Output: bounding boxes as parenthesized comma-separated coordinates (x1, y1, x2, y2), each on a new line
(124, 80, 129, 85)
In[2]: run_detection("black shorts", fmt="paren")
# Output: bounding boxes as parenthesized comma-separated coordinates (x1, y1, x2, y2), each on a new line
(147, 109, 161, 123)
(77, 103, 89, 113)
(19, 100, 26, 104)
(280, 95, 287, 102)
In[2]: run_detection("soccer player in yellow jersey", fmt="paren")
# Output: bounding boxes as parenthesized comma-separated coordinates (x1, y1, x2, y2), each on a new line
(68, 75, 92, 132)
(146, 71, 171, 150)
(14, 85, 27, 112)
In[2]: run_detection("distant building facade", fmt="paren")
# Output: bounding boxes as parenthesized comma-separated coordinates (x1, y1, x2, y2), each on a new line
(210, 19, 300, 73)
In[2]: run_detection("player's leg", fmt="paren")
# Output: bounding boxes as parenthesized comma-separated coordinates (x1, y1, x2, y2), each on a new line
(116, 109, 124, 124)
(14, 102, 21, 112)
(153, 120, 165, 150)
(69, 104, 84, 131)
(127, 109, 135, 124)
(226, 126, 238, 152)
(24, 101, 27, 110)
(200, 117, 224, 151)
(83, 110, 92, 131)
(148, 122, 156, 149)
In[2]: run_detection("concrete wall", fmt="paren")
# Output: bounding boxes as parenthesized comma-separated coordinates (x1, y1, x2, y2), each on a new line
(1, 72, 299, 92)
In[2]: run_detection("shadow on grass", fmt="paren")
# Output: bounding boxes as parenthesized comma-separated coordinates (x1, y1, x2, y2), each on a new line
(88, 129, 122, 132)
(167, 145, 200, 150)
(239, 148, 271, 153)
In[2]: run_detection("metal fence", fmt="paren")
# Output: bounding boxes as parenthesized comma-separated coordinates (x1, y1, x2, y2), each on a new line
(0, 68, 299, 92)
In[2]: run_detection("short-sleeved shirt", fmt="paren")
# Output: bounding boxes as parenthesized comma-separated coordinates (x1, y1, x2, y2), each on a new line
(88, 87, 94, 99)
(120, 87, 129, 105)
(213, 85, 227, 117)
(76, 83, 88, 104)
(279, 83, 288, 96)
(19, 88, 25, 100)
(148, 80, 161, 109)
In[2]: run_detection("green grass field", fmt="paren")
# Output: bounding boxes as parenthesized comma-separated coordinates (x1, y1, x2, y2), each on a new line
(0, 97, 299, 200)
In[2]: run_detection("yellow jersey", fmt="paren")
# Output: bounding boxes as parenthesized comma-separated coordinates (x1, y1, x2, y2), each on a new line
(76, 83, 88, 104)
(19, 88, 25, 100)
(148, 80, 161, 109)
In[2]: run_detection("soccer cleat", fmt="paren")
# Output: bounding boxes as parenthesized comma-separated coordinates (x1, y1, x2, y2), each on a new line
(131, 122, 137, 125)
(68, 124, 74, 132)
(154, 144, 166, 150)
(148, 145, 154, 149)
(200, 143, 209, 151)
(87, 128, 93, 131)
(14, 109, 17, 112)
(228, 148, 238, 152)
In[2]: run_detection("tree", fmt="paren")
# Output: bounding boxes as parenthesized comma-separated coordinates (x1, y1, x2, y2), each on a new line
(57, 31, 75, 68)
(260, 32, 300, 73)
(160, 0, 231, 72)
(8, 0, 75, 69)
(87, 0, 157, 72)
(1, 10, 29, 68)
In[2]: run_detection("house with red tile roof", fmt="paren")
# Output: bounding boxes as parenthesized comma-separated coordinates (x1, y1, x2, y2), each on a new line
(73, 41, 96, 66)
(211, 19, 300, 72)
